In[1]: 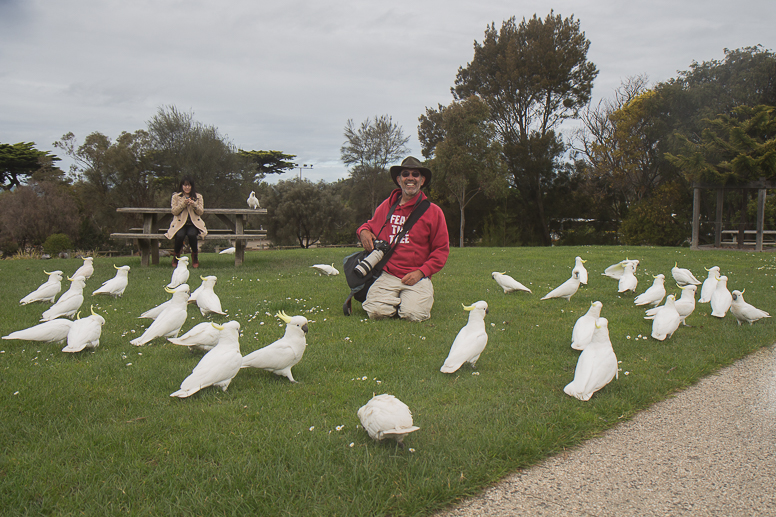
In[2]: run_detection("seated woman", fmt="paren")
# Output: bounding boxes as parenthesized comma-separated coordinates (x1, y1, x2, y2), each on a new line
(164, 177, 208, 268)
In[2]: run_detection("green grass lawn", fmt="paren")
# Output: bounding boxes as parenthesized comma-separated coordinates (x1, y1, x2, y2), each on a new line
(1, 246, 774, 516)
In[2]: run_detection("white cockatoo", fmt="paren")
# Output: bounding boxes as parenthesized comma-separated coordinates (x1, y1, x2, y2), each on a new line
(167, 256, 190, 289)
(602, 259, 639, 280)
(195, 275, 226, 316)
(491, 272, 532, 294)
(139, 284, 190, 319)
(617, 262, 638, 293)
(634, 274, 666, 307)
(40, 276, 86, 321)
(130, 285, 190, 346)
(646, 285, 697, 326)
(671, 262, 701, 286)
(564, 317, 618, 401)
(541, 271, 581, 301)
(168, 322, 223, 351)
(247, 191, 260, 209)
(20, 270, 63, 305)
(572, 256, 588, 285)
(730, 290, 771, 326)
(710, 275, 733, 318)
(170, 321, 243, 398)
(61, 306, 105, 353)
(310, 264, 339, 276)
(571, 301, 603, 351)
(699, 266, 721, 303)
(357, 394, 420, 446)
(2, 319, 73, 344)
(92, 265, 130, 297)
(440, 301, 489, 373)
(71, 256, 94, 280)
(219, 247, 236, 255)
(648, 294, 681, 341)
(241, 311, 309, 383)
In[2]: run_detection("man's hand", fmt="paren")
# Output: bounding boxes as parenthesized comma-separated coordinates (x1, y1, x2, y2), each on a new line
(359, 229, 376, 252)
(401, 270, 424, 286)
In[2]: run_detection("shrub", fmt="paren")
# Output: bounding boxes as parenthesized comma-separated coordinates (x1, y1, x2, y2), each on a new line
(0, 240, 18, 258)
(43, 233, 73, 256)
(620, 182, 691, 246)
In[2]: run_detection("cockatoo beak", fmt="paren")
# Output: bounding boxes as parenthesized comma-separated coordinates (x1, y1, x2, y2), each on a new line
(211, 322, 224, 330)
(462, 303, 475, 311)
(276, 310, 292, 323)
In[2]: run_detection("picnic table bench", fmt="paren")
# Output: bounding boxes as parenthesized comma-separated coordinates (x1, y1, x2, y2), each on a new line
(720, 229, 776, 247)
(110, 207, 267, 266)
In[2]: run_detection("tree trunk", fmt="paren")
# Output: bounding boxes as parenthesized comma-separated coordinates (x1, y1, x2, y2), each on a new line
(459, 202, 465, 247)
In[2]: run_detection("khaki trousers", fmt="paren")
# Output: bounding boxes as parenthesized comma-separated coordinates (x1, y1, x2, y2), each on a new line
(362, 273, 434, 322)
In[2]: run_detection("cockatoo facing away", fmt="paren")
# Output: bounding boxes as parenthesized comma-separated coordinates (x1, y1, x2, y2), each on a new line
(3, 319, 73, 344)
(168, 322, 223, 351)
(710, 276, 733, 318)
(20, 270, 63, 305)
(195, 275, 226, 316)
(72, 257, 94, 280)
(440, 301, 489, 373)
(247, 191, 260, 209)
(171, 321, 243, 398)
(699, 266, 721, 303)
(541, 271, 581, 301)
(41, 276, 86, 321)
(219, 247, 236, 255)
(311, 264, 339, 276)
(602, 259, 639, 280)
(648, 294, 681, 341)
(617, 262, 638, 293)
(92, 265, 130, 297)
(571, 301, 603, 351)
(572, 256, 588, 285)
(491, 272, 532, 294)
(130, 285, 189, 346)
(168, 256, 190, 289)
(645, 285, 697, 326)
(357, 394, 420, 446)
(564, 317, 618, 401)
(672, 262, 701, 286)
(241, 311, 309, 383)
(634, 274, 666, 307)
(62, 307, 105, 353)
(730, 290, 771, 326)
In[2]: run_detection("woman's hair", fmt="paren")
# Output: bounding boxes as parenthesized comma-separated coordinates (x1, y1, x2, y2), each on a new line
(178, 177, 198, 200)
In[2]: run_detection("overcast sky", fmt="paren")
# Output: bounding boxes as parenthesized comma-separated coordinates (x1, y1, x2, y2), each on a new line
(2, 0, 775, 184)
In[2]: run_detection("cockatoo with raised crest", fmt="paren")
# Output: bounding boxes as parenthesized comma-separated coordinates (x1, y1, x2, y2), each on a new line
(20, 270, 63, 305)
(241, 311, 309, 383)
(92, 265, 130, 297)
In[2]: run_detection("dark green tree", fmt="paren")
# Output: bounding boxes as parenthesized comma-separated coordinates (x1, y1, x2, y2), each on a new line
(238, 150, 296, 180)
(263, 178, 342, 248)
(0, 142, 61, 191)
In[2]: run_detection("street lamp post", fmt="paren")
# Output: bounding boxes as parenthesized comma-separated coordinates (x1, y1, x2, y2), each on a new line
(294, 163, 313, 179)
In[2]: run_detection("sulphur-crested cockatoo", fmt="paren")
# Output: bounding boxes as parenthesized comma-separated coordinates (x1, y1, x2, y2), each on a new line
(564, 317, 618, 401)
(710, 276, 733, 318)
(571, 301, 603, 351)
(167, 256, 190, 289)
(645, 284, 697, 326)
(168, 322, 223, 351)
(440, 301, 489, 373)
(71, 256, 94, 280)
(219, 246, 236, 255)
(247, 191, 260, 209)
(491, 272, 531, 294)
(730, 290, 771, 326)
(699, 266, 721, 303)
(92, 265, 130, 297)
(541, 271, 581, 301)
(618, 262, 638, 293)
(572, 256, 588, 285)
(634, 274, 666, 307)
(62, 306, 105, 353)
(671, 262, 701, 286)
(41, 276, 86, 321)
(648, 294, 681, 341)
(602, 259, 639, 280)
(3, 319, 73, 344)
(195, 275, 226, 316)
(130, 285, 189, 346)
(311, 263, 339, 276)
(357, 394, 420, 446)
(241, 311, 309, 383)
(20, 270, 63, 305)
(170, 321, 243, 398)
(139, 284, 190, 319)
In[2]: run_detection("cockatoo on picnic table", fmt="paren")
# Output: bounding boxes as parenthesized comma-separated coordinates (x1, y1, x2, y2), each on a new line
(618, 262, 638, 293)
(2, 319, 74, 344)
(710, 276, 733, 318)
(41, 276, 86, 321)
(730, 290, 771, 326)
(168, 256, 190, 289)
(541, 271, 581, 301)
(564, 317, 618, 401)
(195, 275, 226, 316)
(241, 311, 309, 383)
(571, 301, 603, 351)
(672, 262, 701, 286)
(634, 274, 666, 307)
(491, 272, 531, 294)
(311, 264, 339, 276)
(602, 259, 639, 280)
(358, 394, 420, 446)
(61, 306, 105, 353)
(130, 285, 190, 346)
(20, 270, 63, 305)
(572, 256, 588, 285)
(92, 265, 130, 297)
(698, 266, 720, 303)
(247, 191, 260, 209)
(647, 294, 681, 341)
(168, 322, 223, 351)
(71, 256, 94, 280)
(170, 321, 244, 398)
(440, 301, 489, 373)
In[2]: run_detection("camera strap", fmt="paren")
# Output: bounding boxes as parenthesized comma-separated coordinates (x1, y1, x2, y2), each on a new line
(373, 196, 431, 272)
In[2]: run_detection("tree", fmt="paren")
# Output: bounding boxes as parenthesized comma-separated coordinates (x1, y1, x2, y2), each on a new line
(238, 150, 296, 180)
(453, 12, 598, 245)
(0, 181, 80, 250)
(0, 142, 61, 191)
(263, 178, 341, 248)
(341, 115, 410, 215)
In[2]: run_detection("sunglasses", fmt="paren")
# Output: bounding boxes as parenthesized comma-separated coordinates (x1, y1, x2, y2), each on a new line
(401, 170, 421, 178)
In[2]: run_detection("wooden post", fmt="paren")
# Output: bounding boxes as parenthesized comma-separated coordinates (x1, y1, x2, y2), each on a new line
(691, 186, 700, 249)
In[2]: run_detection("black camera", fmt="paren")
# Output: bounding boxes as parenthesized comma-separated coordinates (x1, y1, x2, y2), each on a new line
(354, 240, 391, 278)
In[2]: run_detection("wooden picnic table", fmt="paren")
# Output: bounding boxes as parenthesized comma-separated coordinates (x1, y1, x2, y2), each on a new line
(110, 207, 267, 266)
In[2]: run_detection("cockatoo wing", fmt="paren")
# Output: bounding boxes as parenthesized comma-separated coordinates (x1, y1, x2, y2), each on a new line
(672, 266, 701, 286)
(564, 347, 618, 401)
(241, 341, 299, 372)
(311, 264, 339, 276)
(62, 316, 104, 352)
(440, 326, 488, 373)
(571, 316, 596, 350)
(493, 273, 531, 293)
(130, 306, 187, 346)
(357, 394, 419, 442)
(140, 299, 171, 319)
(168, 322, 222, 350)
(3, 319, 74, 343)
(20, 281, 62, 305)
(219, 247, 236, 255)
(541, 277, 580, 300)
(197, 291, 225, 316)
(41, 293, 83, 321)
(171, 346, 243, 398)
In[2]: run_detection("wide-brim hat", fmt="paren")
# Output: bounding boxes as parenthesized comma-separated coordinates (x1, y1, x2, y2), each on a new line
(389, 156, 432, 189)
